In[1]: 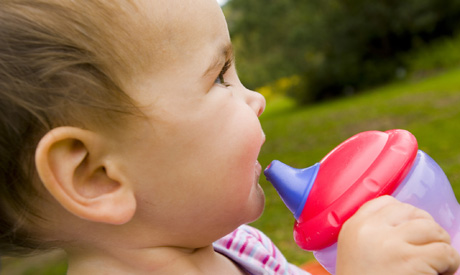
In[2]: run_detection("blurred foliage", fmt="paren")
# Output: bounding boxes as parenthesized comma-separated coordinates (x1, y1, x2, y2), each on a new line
(224, 0, 460, 103)
(256, 75, 302, 103)
(402, 32, 460, 75)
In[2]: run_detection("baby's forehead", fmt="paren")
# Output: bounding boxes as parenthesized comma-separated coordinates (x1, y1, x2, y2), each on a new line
(113, 0, 229, 82)
(130, 0, 225, 49)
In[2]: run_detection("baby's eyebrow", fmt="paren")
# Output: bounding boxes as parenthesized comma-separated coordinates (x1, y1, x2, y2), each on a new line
(203, 42, 234, 77)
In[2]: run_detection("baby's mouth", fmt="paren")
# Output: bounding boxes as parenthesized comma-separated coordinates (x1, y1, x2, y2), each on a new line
(256, 160, 262, 173)
(254, 160, 262, 183)
(255, 131, 265, 181)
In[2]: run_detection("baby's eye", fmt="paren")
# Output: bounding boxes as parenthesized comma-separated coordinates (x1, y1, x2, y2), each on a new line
(214, 59, 232, 87)
(215, 72, 227, 86)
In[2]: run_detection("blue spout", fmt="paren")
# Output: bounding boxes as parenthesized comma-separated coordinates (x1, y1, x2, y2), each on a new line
(264, 160, 320, 219)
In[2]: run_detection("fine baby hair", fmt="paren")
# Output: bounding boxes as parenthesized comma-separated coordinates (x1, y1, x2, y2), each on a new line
(0, 0, 140, 256)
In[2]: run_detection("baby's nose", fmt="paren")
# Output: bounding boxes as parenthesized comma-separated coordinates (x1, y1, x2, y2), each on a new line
(246, 89, 266, 117)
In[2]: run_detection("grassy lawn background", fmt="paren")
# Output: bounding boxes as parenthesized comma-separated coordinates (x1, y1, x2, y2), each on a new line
(2, 67, 460, 273)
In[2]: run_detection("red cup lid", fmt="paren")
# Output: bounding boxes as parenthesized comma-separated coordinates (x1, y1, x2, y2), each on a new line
(294, 129, 418, 250)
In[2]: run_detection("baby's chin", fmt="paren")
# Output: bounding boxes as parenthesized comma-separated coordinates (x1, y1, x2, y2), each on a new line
(246, 178, 266, 224)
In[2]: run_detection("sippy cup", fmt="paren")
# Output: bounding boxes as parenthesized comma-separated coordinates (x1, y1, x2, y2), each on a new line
(264, 129, 460, 274)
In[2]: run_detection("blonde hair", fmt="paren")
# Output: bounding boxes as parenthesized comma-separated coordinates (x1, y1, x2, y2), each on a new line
(0, 0, 147, 255)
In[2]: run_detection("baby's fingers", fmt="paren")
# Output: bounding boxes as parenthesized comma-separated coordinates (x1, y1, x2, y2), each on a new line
(416, 242, 460, 275)
(377, 199, 433, 226)
(355, 196, 432, 225)
(354, 195, 397, 217)
(398, 218, 451, 245)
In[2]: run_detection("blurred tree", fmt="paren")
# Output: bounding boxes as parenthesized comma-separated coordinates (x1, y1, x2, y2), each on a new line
(224, 0, 460, 103)
(224, 0, 314, 89)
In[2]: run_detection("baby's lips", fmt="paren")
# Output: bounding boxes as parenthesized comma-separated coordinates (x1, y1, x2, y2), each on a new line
(255, 160, 262, 171)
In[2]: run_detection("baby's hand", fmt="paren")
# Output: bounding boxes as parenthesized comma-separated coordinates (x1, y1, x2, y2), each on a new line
(336, 195, 460, 275)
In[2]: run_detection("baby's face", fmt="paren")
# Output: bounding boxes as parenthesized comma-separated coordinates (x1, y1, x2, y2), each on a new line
(117, 0, 266, 246)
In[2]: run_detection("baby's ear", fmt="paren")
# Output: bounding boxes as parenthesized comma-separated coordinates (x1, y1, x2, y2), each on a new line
(35, 127, 136, 225)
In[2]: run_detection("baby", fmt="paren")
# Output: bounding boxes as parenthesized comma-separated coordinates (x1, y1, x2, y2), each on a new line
(0, 0, 458, 274)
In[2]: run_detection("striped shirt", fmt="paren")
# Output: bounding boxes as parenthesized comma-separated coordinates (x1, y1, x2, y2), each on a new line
(213, 225, 310, 275)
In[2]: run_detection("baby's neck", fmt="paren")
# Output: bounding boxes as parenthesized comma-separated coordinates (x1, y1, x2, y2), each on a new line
(65, 244, 246, 274)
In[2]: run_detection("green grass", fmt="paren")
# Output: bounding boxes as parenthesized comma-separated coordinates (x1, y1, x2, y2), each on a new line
(3, 67, 460, 273)
(252, 66, 460, 265)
